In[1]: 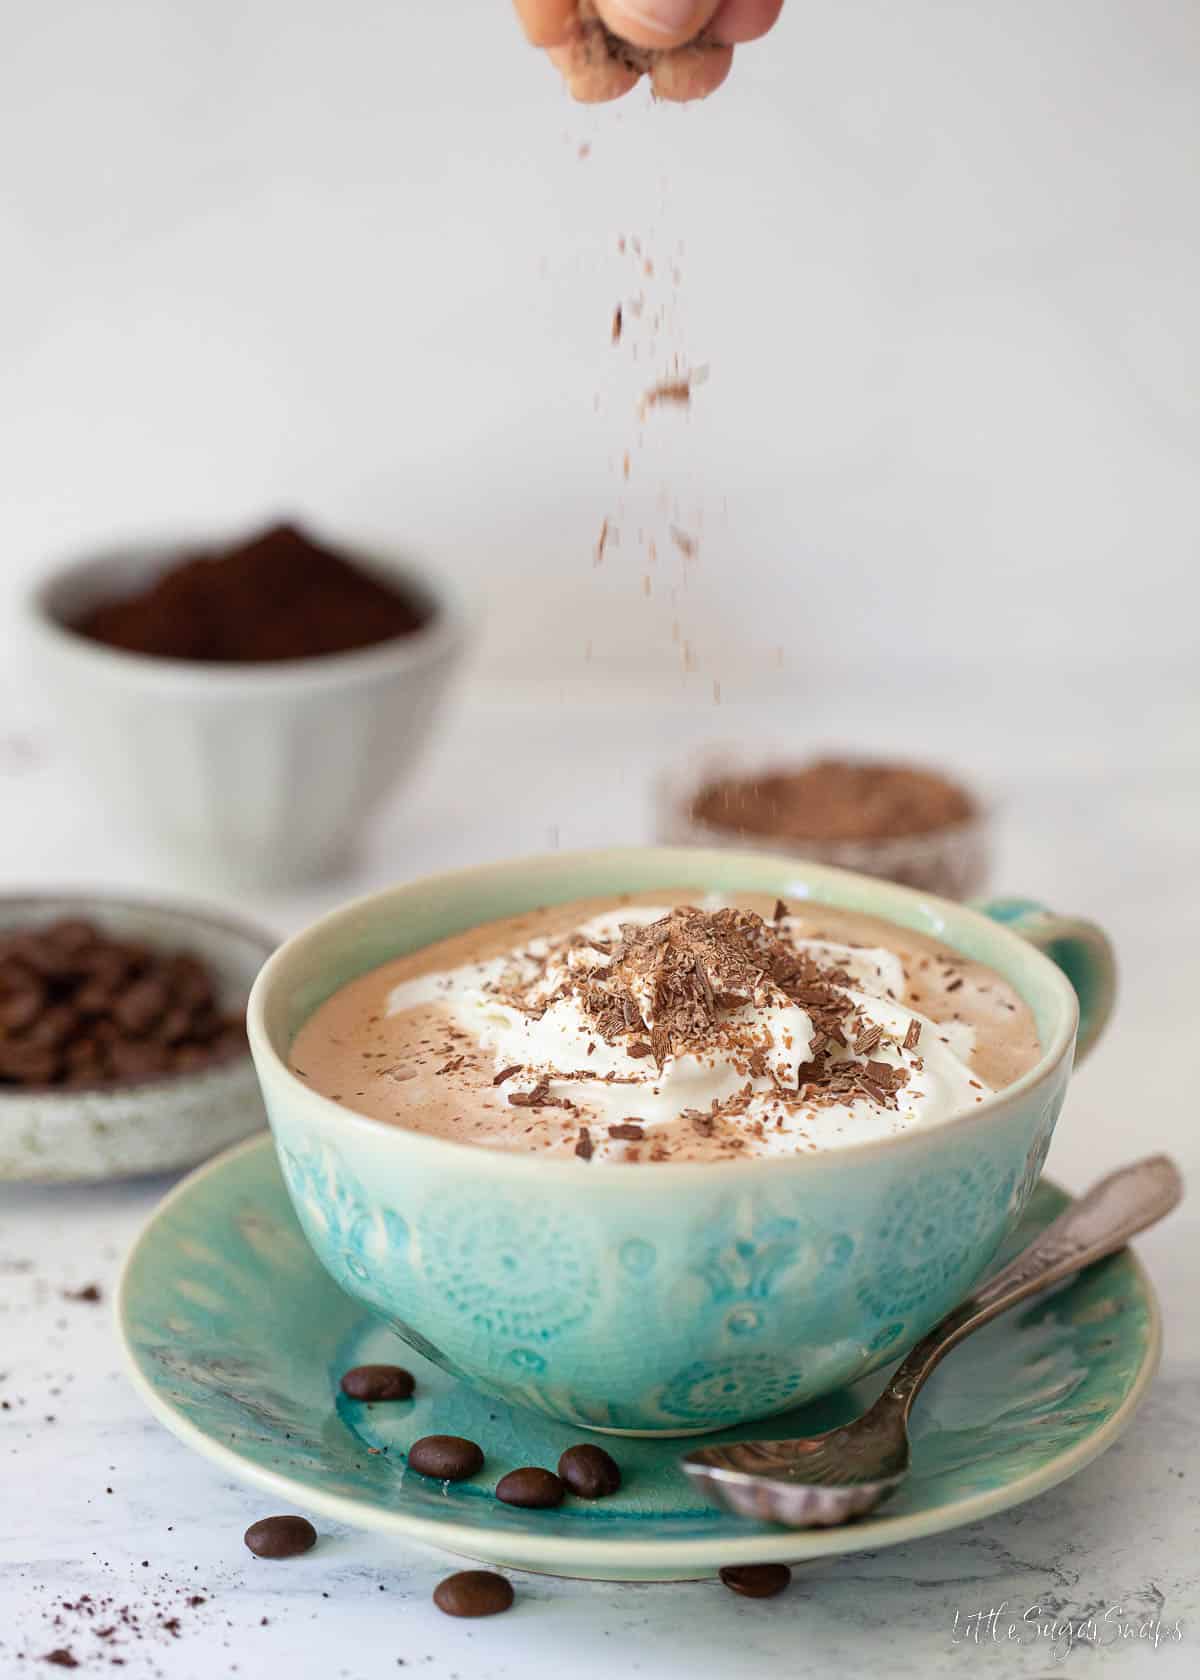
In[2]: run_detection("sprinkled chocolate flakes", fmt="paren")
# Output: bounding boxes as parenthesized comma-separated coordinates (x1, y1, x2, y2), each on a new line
(507, 1081, 551, 1108)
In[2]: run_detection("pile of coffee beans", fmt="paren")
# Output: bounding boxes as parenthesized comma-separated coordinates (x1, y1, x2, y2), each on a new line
(0, 918, 246, 1091)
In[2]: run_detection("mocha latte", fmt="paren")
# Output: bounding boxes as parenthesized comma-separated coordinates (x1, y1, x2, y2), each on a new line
(289, 893, 1041, 1164)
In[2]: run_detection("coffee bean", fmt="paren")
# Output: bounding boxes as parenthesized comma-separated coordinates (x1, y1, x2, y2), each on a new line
(0, 1041, 61, 1083)
(557, 1444, 622, 1500)
(21, 1004, 79, 1052)
(0, 986, 44, 1032)
(495, 1467, 565, 1509)
(164, 954, 215, 1011)
(114, 977, 169, 1036)
(432, 1571, 514, 1619)
(718, 1563, 792, 1599)
(44, 919, 98, 956)
(77, 946, 132, 993)
(156, 1005, 195, 1045)
(243, 1515, 317, 1559)
(11, 936, 79, 980)
(339, 1364, 415, 1403)
(406, 1435, 484, 1481)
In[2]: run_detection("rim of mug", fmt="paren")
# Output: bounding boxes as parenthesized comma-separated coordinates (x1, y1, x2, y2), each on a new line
(246, 845, 1080, 1184)
(24, 534, 473, 696)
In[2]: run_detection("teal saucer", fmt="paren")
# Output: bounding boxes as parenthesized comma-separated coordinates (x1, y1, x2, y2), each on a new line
(118, 1136, 1161, 1582)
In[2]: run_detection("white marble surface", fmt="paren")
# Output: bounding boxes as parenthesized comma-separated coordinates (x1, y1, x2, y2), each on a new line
(2, 678, 1198, 1678)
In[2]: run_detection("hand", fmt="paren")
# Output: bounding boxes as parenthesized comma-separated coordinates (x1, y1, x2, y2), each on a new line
(514, 1, 784, 103)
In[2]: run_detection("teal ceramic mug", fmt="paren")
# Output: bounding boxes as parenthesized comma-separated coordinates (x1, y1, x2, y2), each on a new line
(247, 848, 1115, 1436)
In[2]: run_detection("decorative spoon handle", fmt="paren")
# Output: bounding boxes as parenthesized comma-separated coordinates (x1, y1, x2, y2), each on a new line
(876, 1154, 1182, 1414)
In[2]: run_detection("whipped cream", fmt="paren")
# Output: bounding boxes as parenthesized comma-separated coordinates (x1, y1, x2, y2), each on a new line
(386, 905, 991, 1158)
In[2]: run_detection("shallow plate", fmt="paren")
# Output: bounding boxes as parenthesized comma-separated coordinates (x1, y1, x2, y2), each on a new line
(118, 1136, 1161, 1581)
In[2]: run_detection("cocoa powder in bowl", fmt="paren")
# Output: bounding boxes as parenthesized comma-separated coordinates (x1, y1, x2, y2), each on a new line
(690, 759, 976, 845)
(71, 522, 432, 664)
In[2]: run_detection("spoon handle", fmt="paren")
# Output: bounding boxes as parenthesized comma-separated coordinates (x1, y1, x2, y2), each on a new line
(878, 1154, 1183, 1415)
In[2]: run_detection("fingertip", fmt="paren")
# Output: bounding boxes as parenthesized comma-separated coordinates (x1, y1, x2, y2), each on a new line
(548, 42, 643, 102)
(710, 0, 784, 46)
(650, 42, 734, 101)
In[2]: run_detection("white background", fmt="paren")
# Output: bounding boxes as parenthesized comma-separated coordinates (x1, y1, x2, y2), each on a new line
(2, 0, 1198, 699)
(1, 2, 1198, 1676)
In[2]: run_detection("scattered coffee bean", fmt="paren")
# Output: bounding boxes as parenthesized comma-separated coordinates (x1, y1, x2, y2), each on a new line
(243, 1515, 318, 1559)
(495, 1467, 565, 1509)
(407, 1435, 484, 1481)
(339, 1364, 415, 1403)
(432, 1571, 514, 1619)
(557, 1443, 622, 1500)
(718, 1563, 792, 1599)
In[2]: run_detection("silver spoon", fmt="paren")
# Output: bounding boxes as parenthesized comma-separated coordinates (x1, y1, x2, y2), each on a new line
(683, 1153, 1182, 1528)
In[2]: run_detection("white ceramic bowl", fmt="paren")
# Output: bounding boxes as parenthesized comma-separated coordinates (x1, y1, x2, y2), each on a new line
(24, 537, 471, 886)
(0, 892, 277, 1183)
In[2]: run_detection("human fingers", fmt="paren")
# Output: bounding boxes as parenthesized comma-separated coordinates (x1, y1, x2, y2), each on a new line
(548, 38, 643, 101)
(650, 41, 734, 100)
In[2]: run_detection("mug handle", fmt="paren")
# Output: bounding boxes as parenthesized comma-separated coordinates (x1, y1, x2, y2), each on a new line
(974, 898, 1117, 1064)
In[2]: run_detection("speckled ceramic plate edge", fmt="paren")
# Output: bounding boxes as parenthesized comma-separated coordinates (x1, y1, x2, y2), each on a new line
(115, 1135, 1163, 1582)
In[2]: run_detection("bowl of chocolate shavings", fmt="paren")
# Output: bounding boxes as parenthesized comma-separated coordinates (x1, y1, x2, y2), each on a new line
(0, 894, 277, 1182)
